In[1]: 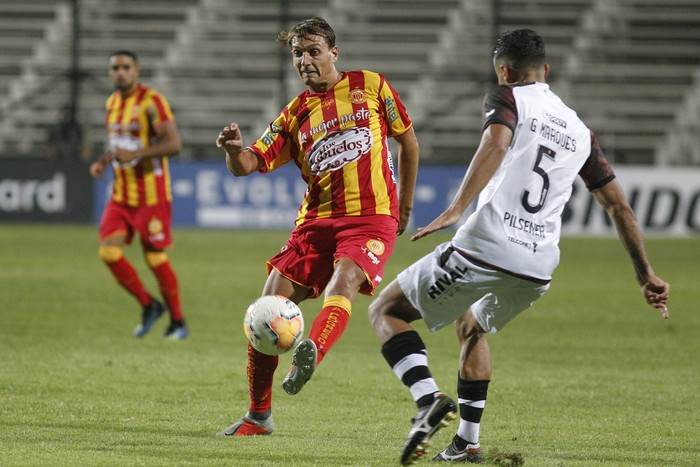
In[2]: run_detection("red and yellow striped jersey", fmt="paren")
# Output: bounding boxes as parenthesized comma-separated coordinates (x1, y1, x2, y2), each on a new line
(248, 70, 413, 225)
(105, 83, 175, 207)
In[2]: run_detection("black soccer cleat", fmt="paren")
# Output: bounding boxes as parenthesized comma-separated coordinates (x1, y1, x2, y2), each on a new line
(133, 299, 165, 337)
(164, 319, 189, 340)
(282, 339, 317, 395)
(433, 435, 483, 463)
(400, 393, 457, 465)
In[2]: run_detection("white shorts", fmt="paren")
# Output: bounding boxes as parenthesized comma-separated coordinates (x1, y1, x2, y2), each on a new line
(397, 242, 549, 333)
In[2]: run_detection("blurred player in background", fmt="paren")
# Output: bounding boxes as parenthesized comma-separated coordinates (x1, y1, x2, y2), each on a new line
(90, 50, 189, 340)
(216, 17, 419, 436)
(368, 29, 670, 464)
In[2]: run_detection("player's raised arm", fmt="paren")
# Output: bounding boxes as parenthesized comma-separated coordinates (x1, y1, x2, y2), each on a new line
(217, 123, 263, 176)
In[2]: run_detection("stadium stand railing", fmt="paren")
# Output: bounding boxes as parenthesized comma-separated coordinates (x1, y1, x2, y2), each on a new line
(152, 0, 328, 158)
(0, 0, 65, 155)
(656, 68, 700, 165)
(0, 0, 190, 157)
(556, 0, 700, 164)
(0, 0, 698, 166)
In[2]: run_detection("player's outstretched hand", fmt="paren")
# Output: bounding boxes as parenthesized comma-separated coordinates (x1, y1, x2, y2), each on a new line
(411, 208, 462, 241)
(216, 123, 244, 155)
(89, 153, 113, 179)
(642, 276, 670, 319)
(89, 161, 105, 179)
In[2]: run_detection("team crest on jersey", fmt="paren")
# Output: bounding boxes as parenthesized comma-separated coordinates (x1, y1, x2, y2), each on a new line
(349, 88, 367, 104)
(366, 239, 385, 256)
(148, 217, 163, 235)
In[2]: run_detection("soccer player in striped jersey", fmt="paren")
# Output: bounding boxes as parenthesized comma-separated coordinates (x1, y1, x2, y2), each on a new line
(216, 17, 420, 436)
(90, 50, 189, 340)
(368, 29, 670, 464)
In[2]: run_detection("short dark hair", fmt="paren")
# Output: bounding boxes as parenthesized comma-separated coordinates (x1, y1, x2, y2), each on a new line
(109, 49, 138, 63)
(493, 29, 545, 71)
(277, 17, 336, 48)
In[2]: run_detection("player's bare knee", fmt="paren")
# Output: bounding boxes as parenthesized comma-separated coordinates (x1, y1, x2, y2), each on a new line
(368, 287, 397, 327)
(98, 245, 123, 264)
(465, 333, 485, 349)
(367, 296, 385, 326)
(455, 311, 482, 342)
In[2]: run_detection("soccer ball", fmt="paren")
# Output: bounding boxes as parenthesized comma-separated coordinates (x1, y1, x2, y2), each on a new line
(243, 295, 304, 356)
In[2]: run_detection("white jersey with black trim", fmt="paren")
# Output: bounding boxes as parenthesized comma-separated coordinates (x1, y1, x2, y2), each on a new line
(452, 82, 597, 281)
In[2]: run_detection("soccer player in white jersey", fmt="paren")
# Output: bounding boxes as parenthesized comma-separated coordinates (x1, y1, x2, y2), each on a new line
(368, 29, 670, 465)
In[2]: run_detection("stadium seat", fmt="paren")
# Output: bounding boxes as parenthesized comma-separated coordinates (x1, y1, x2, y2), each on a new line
(0, 0, 698, 165)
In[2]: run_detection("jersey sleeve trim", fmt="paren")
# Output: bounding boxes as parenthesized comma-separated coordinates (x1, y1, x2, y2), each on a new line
(482, 85, 518, 133)
(586, 174, 616, 191)
(579, 131, 616, 191)
(244, 145, 270, 173)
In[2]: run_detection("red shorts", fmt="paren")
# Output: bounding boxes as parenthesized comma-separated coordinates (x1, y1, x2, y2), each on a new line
(99, 199, 173, 250)
(267, 215, 398, 298)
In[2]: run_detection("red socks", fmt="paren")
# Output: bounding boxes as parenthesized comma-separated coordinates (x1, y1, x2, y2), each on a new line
(106, 256, 151, 307)
(150, 261, 183, 321)
(247, 344, 279, 413)
(308, 295, 351, 364)
(102, 247, 183, 322)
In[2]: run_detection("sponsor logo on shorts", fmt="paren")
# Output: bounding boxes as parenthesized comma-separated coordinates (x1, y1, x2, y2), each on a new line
(427, 265, 470, 300)
(361, 246, 380, 265)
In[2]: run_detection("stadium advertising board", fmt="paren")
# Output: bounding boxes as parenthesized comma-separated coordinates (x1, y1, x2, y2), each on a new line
(92, 162, 700, 236)
(0, 159, 92, 222)
(563, 167, 700, 236)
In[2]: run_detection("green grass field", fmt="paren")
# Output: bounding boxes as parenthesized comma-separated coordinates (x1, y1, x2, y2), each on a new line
(1, 224, 698, 466)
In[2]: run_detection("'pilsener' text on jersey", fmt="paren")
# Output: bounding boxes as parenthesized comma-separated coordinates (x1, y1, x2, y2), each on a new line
(452, 82, 614, 281)
(105, 83, 175, 207)
(247, 70, 413, 226)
